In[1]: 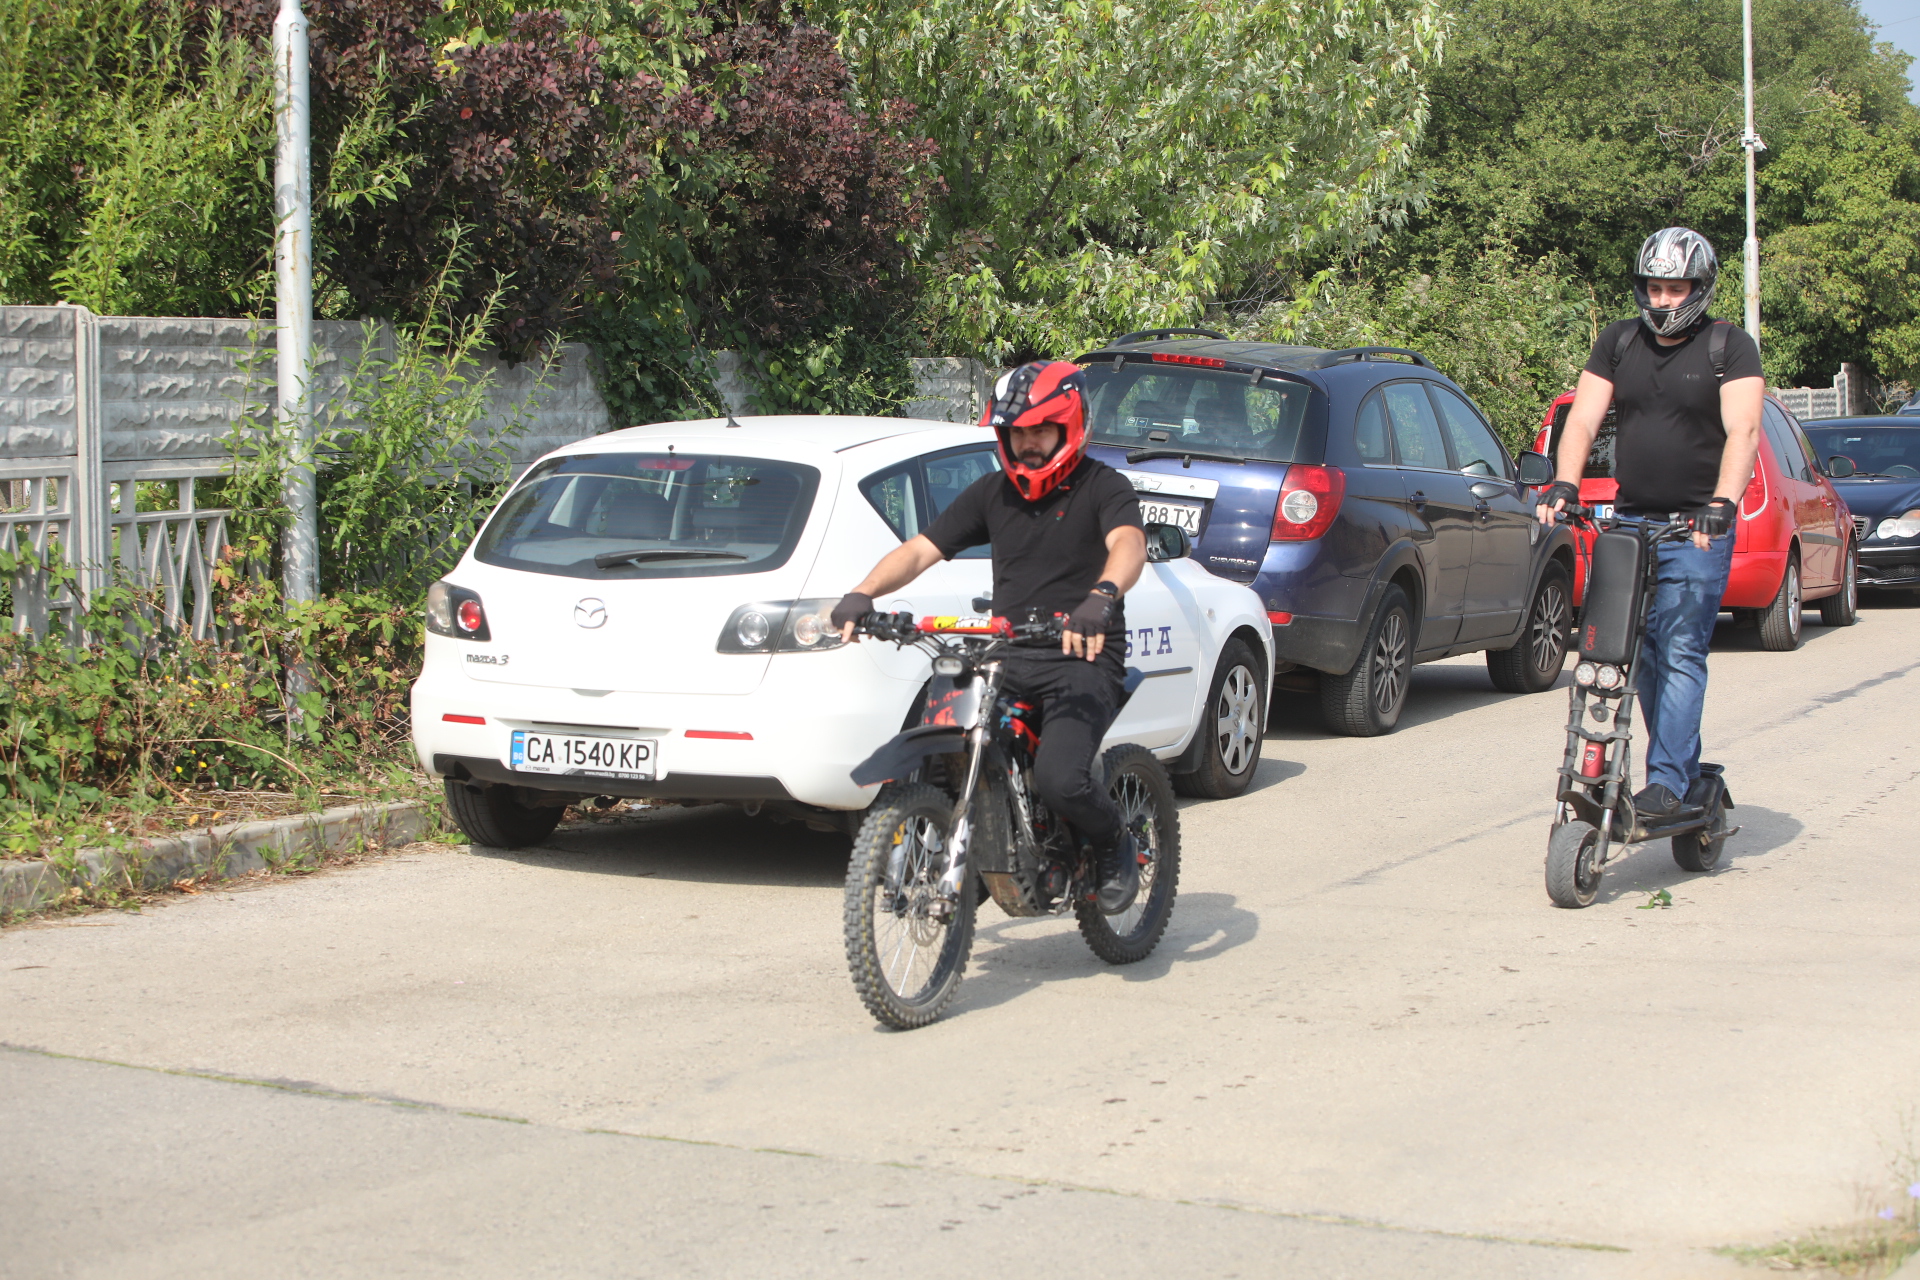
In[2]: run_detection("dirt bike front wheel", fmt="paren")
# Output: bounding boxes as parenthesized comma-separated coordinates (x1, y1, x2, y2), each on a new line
(843, 781, 978, 1030)
(1077, 744, 1182, 964)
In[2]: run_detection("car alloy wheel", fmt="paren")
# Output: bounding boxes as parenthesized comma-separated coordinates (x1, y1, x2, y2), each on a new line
(1213, 664, 1260, 775)
(1528, 577, 1570, 675)
(1369, 610, 1408, 716)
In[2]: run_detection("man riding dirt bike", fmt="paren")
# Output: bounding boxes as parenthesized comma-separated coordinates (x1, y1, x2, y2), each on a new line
(1536, 227, 1764, 827)
(832, 359, 1150, 913)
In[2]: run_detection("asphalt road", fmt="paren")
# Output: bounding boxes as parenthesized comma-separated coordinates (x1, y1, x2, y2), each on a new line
(6, 599, 1920, 1279)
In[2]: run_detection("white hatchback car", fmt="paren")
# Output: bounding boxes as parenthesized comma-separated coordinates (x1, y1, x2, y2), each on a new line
(410, 416, 1274, 847)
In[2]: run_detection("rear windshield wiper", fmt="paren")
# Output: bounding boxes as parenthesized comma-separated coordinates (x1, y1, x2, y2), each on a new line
(593, 548, 749, 568)
(1123, 447, 1249, 466)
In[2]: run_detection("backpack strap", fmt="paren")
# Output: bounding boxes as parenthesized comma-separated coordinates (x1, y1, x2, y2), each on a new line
(1610, 323, 1634, 374)
(1708, 320, 1729, 379)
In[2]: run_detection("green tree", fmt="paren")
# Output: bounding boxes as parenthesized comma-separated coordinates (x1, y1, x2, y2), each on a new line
(833, 0, 1448, 363)
(1374, 0, 1920, 386)
(0, 0, 273, 314)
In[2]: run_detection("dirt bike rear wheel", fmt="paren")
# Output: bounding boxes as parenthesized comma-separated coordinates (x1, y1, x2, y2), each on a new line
(1077, 745, 1181, 964)
(844, 782, 977, 1029)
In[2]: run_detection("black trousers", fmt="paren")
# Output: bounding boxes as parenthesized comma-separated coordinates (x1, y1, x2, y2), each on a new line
(1001, 648, 1124, 850)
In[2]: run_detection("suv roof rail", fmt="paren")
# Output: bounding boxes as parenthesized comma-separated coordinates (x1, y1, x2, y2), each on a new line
(1109, 327, 1229, 346)
(1312, 345, 1433, 369)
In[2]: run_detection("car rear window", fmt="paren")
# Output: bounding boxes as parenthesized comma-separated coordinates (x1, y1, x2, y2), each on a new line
(474, 453, 820, 580)
(1082, 364, 1313, 463)
(1546, 401, 1619, 478)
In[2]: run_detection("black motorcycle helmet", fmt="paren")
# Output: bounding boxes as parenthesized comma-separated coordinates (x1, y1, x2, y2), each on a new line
(1632, 227, 1719, 337)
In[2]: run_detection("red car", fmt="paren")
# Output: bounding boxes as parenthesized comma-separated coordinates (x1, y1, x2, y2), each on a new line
(1532, 389, 1857, 650)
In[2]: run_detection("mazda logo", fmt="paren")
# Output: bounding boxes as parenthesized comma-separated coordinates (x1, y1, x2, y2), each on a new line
(574, 598, 608, 629)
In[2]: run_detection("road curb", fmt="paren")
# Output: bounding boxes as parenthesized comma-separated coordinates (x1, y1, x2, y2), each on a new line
(0, 800, 438, 919)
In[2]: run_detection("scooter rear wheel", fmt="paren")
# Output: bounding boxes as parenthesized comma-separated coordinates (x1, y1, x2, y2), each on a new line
(1546, 820, 1602, 909)
(1672, 801, 1730, 873)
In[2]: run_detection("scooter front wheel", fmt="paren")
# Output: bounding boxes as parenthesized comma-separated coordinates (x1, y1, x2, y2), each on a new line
(1546, 821, 1602, 909)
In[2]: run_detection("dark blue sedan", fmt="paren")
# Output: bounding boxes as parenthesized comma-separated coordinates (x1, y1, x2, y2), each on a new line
(1078, 331, 1578, 736)
(1802, 417, 1920, 593)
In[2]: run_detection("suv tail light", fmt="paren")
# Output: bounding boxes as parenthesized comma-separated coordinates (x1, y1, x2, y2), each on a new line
(1271, 465, 1346, 541)
(426, 581, 491, 641)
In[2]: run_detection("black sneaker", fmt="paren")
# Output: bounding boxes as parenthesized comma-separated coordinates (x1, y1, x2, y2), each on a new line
(1633, 783, 1703, 823)
(1096, 832, 1140, 914)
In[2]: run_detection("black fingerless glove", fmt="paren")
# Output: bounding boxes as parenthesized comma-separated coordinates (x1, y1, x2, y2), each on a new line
(1536, 480, 1580, 513)
(1064, 591, 1115, 636)
(830, 591, 874, 632)
(1691, 497, 1736, 538)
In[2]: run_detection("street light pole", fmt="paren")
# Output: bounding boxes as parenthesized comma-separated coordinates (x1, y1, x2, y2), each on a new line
(1741, 0, 1765, 346)
(273, 0, 316, 604)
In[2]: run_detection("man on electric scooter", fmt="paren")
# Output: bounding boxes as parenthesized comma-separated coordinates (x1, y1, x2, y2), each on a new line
(829, 361, 1149, 913)
(1536, 228, 1765, 823)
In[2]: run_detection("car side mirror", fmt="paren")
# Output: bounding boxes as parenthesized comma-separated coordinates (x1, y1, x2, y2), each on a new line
(1516, 450, 1555, 486)
(971, 596, 992, 614)
(1144, 522, 1191, 563)
(1827, 454, 1856, 478)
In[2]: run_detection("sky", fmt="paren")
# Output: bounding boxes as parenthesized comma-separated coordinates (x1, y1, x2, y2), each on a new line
(1857, 0, 1920, 103)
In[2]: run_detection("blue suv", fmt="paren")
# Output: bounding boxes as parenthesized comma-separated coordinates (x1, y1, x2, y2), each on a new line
(1078, 330, 1578, 736)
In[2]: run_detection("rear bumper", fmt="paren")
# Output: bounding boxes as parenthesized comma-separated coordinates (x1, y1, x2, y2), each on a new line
(1722, 549, 1786, 609)
(410, 648, 918, 810)
(1251, 540, 1369, 675)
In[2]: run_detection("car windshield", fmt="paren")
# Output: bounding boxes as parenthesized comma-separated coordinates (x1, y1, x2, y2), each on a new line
(1803, 426, 1920, 478)
(1082, 363, 1313, 463)
(474, 452, 820, 579)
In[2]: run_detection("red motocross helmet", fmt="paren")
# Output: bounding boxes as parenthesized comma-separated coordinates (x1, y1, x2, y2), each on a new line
(981, 360, 1088, 502)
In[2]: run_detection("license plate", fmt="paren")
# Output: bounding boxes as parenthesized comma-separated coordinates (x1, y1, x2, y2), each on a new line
(510, 730, 656, 779)
(1139, 499, 1204, 535)
(1594, 503, 1614, 519)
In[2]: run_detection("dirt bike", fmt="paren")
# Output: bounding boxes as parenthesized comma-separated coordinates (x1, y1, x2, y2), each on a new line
(842, 610, 1181, 1029)
(1545, 507, 1738, 908)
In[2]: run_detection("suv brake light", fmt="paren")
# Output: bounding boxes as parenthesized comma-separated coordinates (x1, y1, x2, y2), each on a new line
(1271, 465, 1346, 541)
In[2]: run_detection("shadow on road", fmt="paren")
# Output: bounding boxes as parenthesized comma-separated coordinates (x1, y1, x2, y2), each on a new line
(1581, 803, 1804, 906)
(954, 890, 1260, 1017)
(471, 805, 850, 889)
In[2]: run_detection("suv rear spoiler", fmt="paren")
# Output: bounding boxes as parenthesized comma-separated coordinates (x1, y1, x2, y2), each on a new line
(1311, 346, 1433, 369)
(1108, 327, 1229, 345)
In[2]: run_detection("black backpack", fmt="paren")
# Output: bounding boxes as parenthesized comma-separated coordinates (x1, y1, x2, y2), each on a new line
(1611, 319, 1733, 379)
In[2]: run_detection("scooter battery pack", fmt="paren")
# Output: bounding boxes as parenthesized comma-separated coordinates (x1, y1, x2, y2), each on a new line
(1579, 530, 1646, 664)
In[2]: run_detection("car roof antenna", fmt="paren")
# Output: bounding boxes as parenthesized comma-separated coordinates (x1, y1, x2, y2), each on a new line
(725, 410, 743, 428)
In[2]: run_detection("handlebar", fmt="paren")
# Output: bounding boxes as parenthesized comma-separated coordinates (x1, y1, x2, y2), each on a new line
(853, 610, 1065, 646)
(1539, 497, 1696, 543)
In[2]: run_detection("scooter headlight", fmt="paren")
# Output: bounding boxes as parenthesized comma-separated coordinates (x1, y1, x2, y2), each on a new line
(1594, 664, 1624, 691)
(1574, 661, 1597, 687)
(932, 655, 966, 677)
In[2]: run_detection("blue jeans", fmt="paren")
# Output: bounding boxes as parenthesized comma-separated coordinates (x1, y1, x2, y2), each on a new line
(1636, 530, 1735, 797)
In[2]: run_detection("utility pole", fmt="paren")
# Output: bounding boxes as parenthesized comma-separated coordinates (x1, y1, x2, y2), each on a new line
(273, 0, 316, 604)
(1741, 0, 1765, 346)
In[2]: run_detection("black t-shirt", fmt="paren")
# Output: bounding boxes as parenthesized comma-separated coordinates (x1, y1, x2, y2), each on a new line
(1584, 318, 1764, 513)
(921, 456, 1143, 645)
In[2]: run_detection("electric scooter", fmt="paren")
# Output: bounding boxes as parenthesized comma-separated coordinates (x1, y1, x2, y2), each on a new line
(1544, 507, 1738, 908)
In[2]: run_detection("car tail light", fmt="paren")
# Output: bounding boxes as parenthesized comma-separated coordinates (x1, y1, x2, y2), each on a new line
(1271, 465, 1346, 541)
(1151, 353, 1226, 368)
(426, 581, 491, 641)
